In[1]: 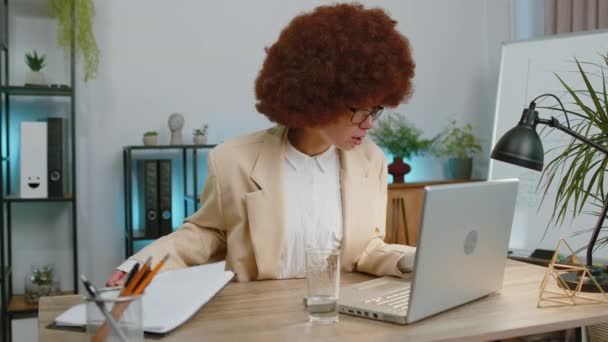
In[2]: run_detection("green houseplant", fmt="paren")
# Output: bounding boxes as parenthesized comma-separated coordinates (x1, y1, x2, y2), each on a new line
(539, 53, 608, 265)
(193, 124, 209, 145)
(369, 112, 432, 183)
(431, 120, 482, 180)
(24, 264, 60, 304)
(143, 131, 159, 146)
(24, 50, 47, 86)
(47, 0, 99, 81)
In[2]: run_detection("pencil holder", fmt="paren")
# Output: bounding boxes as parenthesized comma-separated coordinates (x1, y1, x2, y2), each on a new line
(85, 287, 143, 342)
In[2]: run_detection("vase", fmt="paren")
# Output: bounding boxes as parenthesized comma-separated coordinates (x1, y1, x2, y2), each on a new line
(25, 264, 60, 304)
(447, 158, 473, 180)
(193, 135, 207, 145)
(25, 71, 47, 86)
(143, 135, 158, 146)
(388, 156, 411, 183)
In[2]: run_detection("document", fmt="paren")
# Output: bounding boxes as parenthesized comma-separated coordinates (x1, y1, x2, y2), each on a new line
(55, 261, 235, 334)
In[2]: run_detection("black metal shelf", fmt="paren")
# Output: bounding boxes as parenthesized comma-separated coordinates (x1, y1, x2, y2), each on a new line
(7, 291, 74, 317)
(3, 194, 74, 203)
(0, 266, 10, 282)
(124, 144, 214, 151)
(124, 145, 214, 256)
(1, 1, 79, 340)
(184, 194, 201, 202)
(0, 85, 73, 97)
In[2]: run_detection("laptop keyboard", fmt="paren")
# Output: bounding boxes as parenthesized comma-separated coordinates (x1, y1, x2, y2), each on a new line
(363, 283, 411, 310)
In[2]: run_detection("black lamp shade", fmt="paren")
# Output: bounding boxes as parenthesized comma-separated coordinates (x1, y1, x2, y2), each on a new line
(491, 123, 544, 171)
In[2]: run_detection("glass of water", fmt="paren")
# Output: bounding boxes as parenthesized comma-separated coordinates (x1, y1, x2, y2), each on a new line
(305, 248, 340, 324)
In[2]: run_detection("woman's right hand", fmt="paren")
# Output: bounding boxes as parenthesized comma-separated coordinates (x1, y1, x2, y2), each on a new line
(105, 270, 127, 287)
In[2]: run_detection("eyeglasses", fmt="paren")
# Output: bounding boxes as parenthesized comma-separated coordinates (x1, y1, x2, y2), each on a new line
(350, 106, 384, 125)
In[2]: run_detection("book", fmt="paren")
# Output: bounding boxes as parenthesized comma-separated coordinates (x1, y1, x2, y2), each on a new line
(55, 261, 234, 334)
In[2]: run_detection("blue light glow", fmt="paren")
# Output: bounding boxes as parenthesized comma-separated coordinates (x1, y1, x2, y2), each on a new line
(383, 151, 447, 183)
(129, 148, 211, 246)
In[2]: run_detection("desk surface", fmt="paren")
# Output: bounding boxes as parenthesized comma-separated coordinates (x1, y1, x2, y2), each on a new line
(39, 260, 608, 342)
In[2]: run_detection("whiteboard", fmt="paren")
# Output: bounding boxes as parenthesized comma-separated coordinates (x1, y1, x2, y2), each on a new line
(488, 29, 608, 259)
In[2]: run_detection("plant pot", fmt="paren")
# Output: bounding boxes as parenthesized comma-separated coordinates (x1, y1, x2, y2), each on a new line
(143, 135, 158, 146)
(25, 71, 47, 86)
(447, 157, 473, 180)
(193, 135, 207, 145)
(24, 264, 60, 304)
(388, 156, 411, 183)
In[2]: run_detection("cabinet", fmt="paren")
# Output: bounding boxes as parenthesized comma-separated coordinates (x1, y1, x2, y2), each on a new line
(123, 145, 216, 257)
(385, 180, 482, 246)
(0, 1, 78, 341)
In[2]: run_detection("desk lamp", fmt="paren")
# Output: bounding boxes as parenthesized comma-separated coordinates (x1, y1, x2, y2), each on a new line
(491, 93, 608, 292)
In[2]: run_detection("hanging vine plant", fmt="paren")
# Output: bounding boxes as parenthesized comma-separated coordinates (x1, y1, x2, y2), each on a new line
(47, 0, 99, 81)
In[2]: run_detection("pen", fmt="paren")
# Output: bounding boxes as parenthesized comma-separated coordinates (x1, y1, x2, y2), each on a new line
(93, 258, 148, 342)
(119, 263, 140, 296)
(96, 254, 170, 341)
(80, 275, 128, 342)
(122, 256, 152, 296)
(97, 254, 170, 341)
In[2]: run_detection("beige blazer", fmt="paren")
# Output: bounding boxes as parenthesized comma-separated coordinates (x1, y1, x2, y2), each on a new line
(131, 126, 415, 282)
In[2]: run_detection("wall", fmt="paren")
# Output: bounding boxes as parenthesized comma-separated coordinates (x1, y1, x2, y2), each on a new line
(79, 0, 512, 286)
(8, 0, 513, 297)
(6, 1, 513, 339)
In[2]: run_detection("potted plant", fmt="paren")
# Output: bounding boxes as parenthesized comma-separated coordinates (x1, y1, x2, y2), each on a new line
(193, 124, 209, 145)
(47, 0, 99, 81)
(369, 112, 432, 183)
(24, 50, 47, 86)
(431, 120, 482, 180)
(539, 54, 608, 279)
(143, 131, 159, 146)
(24, 264, 60, 304)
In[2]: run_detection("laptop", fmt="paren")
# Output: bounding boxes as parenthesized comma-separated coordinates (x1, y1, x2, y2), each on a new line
(338, 179, 519, 324)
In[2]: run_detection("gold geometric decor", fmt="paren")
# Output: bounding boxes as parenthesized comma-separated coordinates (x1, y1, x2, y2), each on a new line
(537, 239, 608, 308)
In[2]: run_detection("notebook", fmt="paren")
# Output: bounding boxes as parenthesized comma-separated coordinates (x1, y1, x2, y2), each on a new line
(55, 261, 235, 334)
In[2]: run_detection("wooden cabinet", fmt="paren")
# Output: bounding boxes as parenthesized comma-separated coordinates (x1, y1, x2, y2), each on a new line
(385, 180, 482, 246)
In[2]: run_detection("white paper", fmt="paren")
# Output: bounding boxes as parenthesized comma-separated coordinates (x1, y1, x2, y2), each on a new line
(55, 261, 235, 334)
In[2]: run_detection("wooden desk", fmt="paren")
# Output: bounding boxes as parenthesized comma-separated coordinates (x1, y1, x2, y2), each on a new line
(386, 179, 482, 246)
(39, 260, 608, 342)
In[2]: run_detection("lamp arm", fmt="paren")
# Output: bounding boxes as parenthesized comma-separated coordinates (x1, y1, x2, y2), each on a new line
(536, 116, 608, 267)
(537, 117, 608, 156)
(531, 94, 571, 129)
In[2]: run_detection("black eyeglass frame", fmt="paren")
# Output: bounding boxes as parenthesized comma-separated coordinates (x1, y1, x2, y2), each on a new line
(350, 106, 384, 124)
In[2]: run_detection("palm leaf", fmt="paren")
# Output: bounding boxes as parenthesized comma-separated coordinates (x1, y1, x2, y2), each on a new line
(540, 54, 608, 246)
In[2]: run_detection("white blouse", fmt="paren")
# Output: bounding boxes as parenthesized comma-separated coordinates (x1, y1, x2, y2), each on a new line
(118, 141, 344, 279)
(277, 141, 343, 279)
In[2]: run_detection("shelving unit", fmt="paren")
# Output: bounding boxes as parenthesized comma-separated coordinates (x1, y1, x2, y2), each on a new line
(123, 144, 215, 257)
(0, 1, 78, 340)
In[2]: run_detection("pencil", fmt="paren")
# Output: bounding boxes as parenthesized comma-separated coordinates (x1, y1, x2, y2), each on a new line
(95, 254, 170, 341)
(93, 256, 151, 341)
(133, 253, 170, 294)
(81, 275, 128, 342)
(121, 256, 151, 296)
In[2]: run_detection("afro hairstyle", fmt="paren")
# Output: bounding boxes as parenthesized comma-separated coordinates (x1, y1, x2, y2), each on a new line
(254, 3, 415, 128)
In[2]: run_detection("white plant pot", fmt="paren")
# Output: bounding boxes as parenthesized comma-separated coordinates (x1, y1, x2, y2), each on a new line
(143, 135, 158, 146)
(193, 135, 207, 145)
(25, 71, 47, 86)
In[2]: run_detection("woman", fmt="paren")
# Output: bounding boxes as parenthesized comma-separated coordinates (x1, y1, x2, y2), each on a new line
(107, 3, 416, 285)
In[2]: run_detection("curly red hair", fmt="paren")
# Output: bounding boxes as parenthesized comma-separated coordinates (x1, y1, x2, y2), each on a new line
(255, 3, 415, 128)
